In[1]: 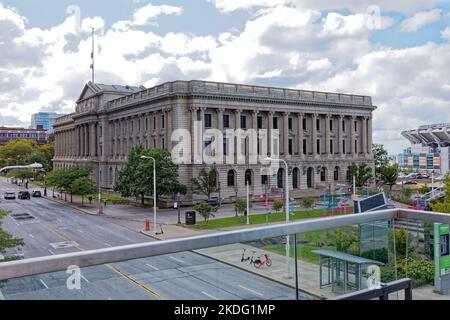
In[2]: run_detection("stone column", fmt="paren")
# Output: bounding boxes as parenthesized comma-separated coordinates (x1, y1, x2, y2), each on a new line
(190, 107, 199, 163)
(268, 111, 274, 156)
(325, 114, 331, 156)
(283, 112, 290, 157)
(297, 113, 304, 158)
(350, 116, 356, 157)
(368, 116, 373, 155)
(90, 123, 96, 158)
(338, 115, 344, 156)
(312, 113, 317, 157)
(166, 108, 172, 150)
(362, 116, 368, 154)
(235, 109, 241, 163)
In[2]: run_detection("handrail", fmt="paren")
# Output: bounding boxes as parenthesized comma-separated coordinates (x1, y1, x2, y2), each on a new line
(330, 278, 413, 300)
(0, 208, 449, 281)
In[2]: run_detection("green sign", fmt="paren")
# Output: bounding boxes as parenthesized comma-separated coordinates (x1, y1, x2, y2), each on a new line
(434, 223, 450, 278)
(440, 224, 450, 235)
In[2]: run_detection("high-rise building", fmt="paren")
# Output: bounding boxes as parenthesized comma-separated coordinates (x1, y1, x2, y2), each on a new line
(31, 112, 63, 133)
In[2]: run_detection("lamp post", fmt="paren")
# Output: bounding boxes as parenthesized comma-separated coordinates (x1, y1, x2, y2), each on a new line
(246, 181, 250, 225)
(97, 159, 103, 214)
(265, 157, 291, 278)
(176, 192, 181, 224)
(141, 155, 157, 234)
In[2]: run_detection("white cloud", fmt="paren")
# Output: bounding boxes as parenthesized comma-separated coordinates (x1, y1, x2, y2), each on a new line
(400, 8, 442, 32)
(442, 27, 450, 41)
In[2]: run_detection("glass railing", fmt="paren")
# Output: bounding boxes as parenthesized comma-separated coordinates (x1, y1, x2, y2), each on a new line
(0, 208, 448, 300)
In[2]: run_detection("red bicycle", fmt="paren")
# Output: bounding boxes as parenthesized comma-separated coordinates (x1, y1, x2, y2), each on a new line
(253, 253, 272, 268)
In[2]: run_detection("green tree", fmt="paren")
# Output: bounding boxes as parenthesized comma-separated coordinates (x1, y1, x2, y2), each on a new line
(272, 199, 283, 213)
(381, 164, 399, 191)
(70, 177, 95, 206)
(235, 198, 246, 217)
(331, 230, 358, 253)
(373, 144, 390, 178)
(346, 163, 374, 188)
(0, 139, 35, 167)
(302, 198, 314, 209)
(114, 146, 186, 206)
(195, 202, 215, 224)
(192, 167, 219, 200)
(419, 184, 430, 195)
(401, 188, 413, 202)
(0, 210, 24, 262)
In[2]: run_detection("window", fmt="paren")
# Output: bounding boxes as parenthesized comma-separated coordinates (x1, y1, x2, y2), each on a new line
(145, 118, 148, 131)
(292, 168, 299, 189)
(245, 169, 252, 185)
(288, 118, 293, 130)
(153, 117, 156, 129)
(330, 119, 333, 131)
(354, 120, 357, 132)
(223, 114, 230, 128)
(303, 139, 307, 155)
(317, 139, 321, 154)
(273, 117, 278, 129)
(288, 139, 293, 155)
(343, 140, 346, 154)
(161, 115, 165, 129)
(355, 140, 358, 153)
(334, 167, 339, 181)
(302, 118, 306, 130)
(330, 140, 333, 154)
(223, 137, 228, 156)
(240, 115, 247, 129)
(227, 170, 235, 186)
(316, 118, 320, 131)
(204, 114, 212, 128)
(257, 116, 263, 129)
(261, 175, 268, 185)
(343, 119, 346, 132)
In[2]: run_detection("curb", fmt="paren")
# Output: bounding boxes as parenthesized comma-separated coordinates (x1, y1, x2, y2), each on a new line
(139, 229, 163, 241)
(44, 196, 98, 216)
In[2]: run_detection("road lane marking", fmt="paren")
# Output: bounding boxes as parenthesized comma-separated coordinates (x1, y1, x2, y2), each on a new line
(48, 249, 55, 255)
(104, 243, 112, 247)
(201, 291, 219, 300)
(29, 234, 34, 238)
(238, 285, 263, 296)
(36, 220, 165, 300)
(80, 274, 90, 283)
(169, 256, 187, 264)
(39, 279, 49, 289)
(77, 229, 84, 233)
(146, 263, 159, 271)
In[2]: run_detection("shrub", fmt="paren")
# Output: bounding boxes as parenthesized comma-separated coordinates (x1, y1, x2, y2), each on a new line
(381, 257, 434, 287)
(272, 199, 283, 213)
(302, 198, 314, 209)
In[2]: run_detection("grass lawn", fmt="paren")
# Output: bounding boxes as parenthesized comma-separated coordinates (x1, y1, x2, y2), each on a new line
(261, 243, 335, 265)
(190, 209, 329, 229)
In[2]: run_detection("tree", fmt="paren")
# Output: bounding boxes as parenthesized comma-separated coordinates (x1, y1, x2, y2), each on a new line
(331, 230, 358, 253)
(401, 188, 413, 201)
(0, 139, 35, 167)
(272, 199, 283, 213)
(380, 164, 399, 191)
(419, 184, 430, 195)
(373, 144, 390, 179)
(346, 163, 374, 188)
(114, 146, 187, 206)
(235, 198, 246, 217)
(302, 198, 314, 209)
(0, 210, 24, 262)
(192, 168, 219, 200)
(70, 177, 95, 206)
(195, 202, 215, 224)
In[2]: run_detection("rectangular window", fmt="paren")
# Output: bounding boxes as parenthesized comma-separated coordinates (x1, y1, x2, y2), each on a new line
(354, 120, 357, 132)
(161, 115, 165, 129)
(343, 140, 346, 154)
(273, 117, 278, 129)
(145, 118, 148, 131)
(240, 115, 247, 129)
(303, 139, 307, 155)
(330, 119, 333, 132)
(316, 118, 320, 131)
(223, 137, 228, 156)
(355, 140, 358, 153)
(317, 139, 321, 154)
(261, 175, 268, 185)
(288, 118, 293, 130)
(288, 139, 293, 155)
(257, 116, 263, 129)
(153, 117, 156, 129)
(330, 140, 333, 154)
(303, 118, 306, 130)
(162, 138, 165, 149)
(204, 114, 212, 128)
(223, 114, 230, 128)
(343, 120, 346, 132)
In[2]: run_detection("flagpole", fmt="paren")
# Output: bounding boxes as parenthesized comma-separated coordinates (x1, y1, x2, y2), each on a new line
(91, 27, 95, 83)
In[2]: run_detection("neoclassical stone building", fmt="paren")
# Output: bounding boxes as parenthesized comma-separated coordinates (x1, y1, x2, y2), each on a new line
(53, 80, 375, 203)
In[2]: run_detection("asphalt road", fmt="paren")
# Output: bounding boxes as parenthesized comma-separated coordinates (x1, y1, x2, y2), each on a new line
(0, 180, 312, 300)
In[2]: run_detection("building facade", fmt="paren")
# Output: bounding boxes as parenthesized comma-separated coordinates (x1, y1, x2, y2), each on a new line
(53, 80, 376, 202)
(31, 112, 63, 133)
(402, 123, 450, 174)
(0, 127, 47, 145)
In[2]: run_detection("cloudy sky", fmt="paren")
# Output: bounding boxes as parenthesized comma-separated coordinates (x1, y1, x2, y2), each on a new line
(1, 0, 450, 154)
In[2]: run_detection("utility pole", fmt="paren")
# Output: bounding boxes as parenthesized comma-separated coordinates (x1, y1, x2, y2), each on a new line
(246, 181, 250, 225)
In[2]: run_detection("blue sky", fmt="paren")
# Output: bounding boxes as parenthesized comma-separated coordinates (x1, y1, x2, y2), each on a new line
(0, 0, 450, 154)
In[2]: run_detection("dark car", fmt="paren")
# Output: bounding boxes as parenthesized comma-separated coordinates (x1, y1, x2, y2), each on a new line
(206, 197, 220, 206)
(18, 191, 31, 200)
(404, 180, 417, 185)
(4, 192, 16, 200)
(31, 190, 42, 198)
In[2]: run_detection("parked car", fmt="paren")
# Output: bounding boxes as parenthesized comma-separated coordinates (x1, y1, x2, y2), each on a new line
(4, 192, 16, 200)
(31, 190, 42, 198)
(206, 197, 220, 207)
(18, 191, 31, 200)
(403, 180, 417, 185)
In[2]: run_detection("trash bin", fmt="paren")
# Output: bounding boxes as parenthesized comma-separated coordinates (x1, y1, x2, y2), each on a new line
(185, 211, 196, 225)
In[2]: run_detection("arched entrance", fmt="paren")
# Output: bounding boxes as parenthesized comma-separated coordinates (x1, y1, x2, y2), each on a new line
(277, 168, 284, 189)
(334, 166, 340, 181)
(320, 167, 327, 182)
(293, 168, 299, 189)
(245, 169, 252, 186)
(307, 167, 314, 189)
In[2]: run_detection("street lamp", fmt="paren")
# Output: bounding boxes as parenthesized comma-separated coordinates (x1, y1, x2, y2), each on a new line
(264, 156, 291, 278)
(141, 155, 157, 234)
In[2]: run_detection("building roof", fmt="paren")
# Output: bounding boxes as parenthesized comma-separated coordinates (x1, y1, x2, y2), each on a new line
(312, 250, 384, 265)
(77, 81, 145, 102)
